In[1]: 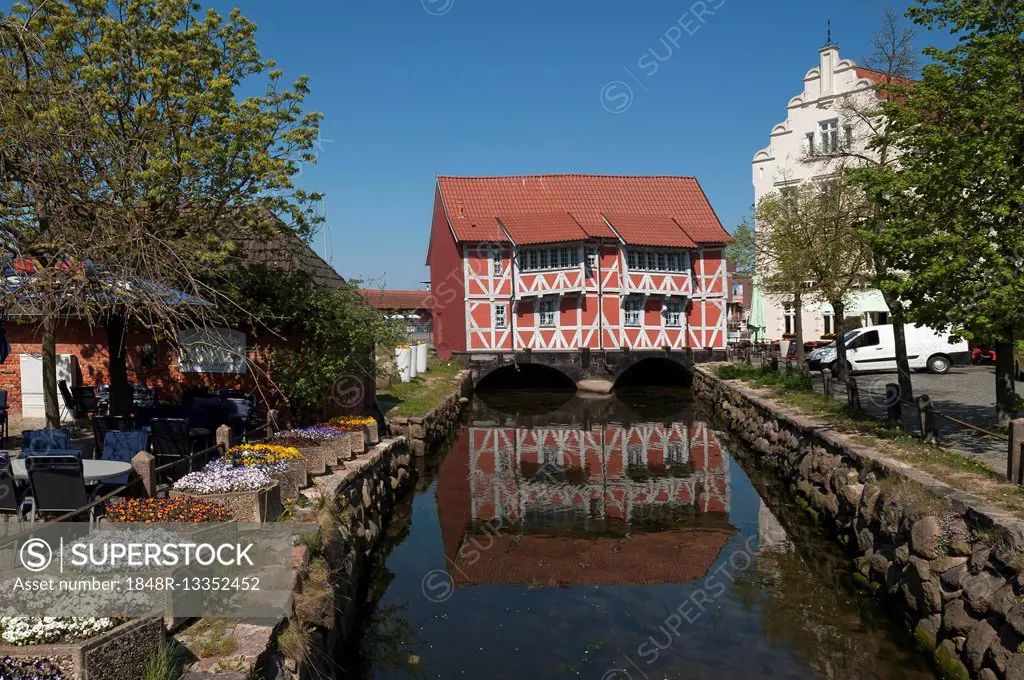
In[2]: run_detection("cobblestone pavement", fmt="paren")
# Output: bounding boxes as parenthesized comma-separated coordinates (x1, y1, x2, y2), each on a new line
(811, 364, 1017, 473)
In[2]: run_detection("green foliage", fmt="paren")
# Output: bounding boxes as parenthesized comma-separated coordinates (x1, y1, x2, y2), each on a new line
(142, 644, 185, 680)
(230, 266, 405, 424)
(857, 0, 1024, 422)
(725, 217, 756, 279)
(382, 359, 463, 418)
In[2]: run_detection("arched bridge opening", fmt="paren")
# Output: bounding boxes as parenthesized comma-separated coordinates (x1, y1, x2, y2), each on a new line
(475, 362, 577, 392)
(613, 357, 693, 390)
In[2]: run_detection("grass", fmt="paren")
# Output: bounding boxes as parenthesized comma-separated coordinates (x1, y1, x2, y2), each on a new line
(142, 644, 185, 680)
(716, 362, 813, 391)
(380, 358, 464, 417)
(183, 617, 238, 659)
(721, 367, 1024, 516)
(277, 623, 311, 664)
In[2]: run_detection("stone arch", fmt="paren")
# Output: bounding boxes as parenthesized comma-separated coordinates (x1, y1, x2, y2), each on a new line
(612, 355, 693, 390)
(474, 361, 578, 391)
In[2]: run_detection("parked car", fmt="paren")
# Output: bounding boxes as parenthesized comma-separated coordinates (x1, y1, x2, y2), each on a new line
(806, 324, 970, 375)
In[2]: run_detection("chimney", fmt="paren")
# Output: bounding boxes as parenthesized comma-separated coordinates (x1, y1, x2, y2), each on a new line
(456, 201, 465, 219)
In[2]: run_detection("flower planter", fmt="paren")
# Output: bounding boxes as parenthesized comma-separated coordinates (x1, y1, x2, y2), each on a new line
(395, 347, 412, 383)
(298, 445, 329, 475)
(0, 617, 163, 680)
(363, 420, 379, 446)
(320, 433, 350, 465)
(170, 483, 281, 523)
(415, 343, 428, 373)
(349, 430, 365, 455)
(270, 458, 308, 501)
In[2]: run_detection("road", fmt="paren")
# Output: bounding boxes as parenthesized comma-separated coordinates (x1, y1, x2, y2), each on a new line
(813, 364, 1019, 472)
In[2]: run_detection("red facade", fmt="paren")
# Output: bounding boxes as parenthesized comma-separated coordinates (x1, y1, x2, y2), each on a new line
(426, 175, 730, 359)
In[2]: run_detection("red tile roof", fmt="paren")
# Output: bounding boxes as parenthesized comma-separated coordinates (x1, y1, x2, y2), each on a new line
(602, 213, 697, 248)
(437, 175, 730, 245)
(358, 289, 431, 311)
(854, 67, 917, 88)
(497, 212, 589, 245)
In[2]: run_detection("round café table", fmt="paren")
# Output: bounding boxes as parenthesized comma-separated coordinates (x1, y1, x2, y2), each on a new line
(10, 458, 134, 484)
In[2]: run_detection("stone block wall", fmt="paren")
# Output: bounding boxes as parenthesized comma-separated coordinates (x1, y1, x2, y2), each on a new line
(390, 370, 472, 456)
(694, 367, 1024, 680)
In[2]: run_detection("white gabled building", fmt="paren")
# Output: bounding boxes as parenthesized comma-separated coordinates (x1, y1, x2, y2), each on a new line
(752, 41, 895, 342)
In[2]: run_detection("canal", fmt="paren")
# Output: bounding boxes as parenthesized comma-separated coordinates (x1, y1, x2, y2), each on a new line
(352, 387, 939, 679)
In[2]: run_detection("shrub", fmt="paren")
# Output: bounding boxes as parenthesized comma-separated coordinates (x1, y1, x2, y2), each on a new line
(106, 497, 233, 523)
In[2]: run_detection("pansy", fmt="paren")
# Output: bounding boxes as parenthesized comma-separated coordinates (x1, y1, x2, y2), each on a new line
(106, 497, 233, 523)
(172, 466, 272, 494)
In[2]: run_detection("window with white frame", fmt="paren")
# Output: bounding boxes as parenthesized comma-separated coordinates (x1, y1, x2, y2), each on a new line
(494, 303, 508, 329)
(520, 246, 581, 272)
(624, 296, 643, 327)
(586, 247, 598, 276)
(539, 297, 558, 327)
(823, 312, 834, 336)
(806, 132, 816, 156)
(664, 299, 683, 327)
(625, 249, 688, 273)
(490, 247, 502, 276)
(820, 119, 839, 154)
(784, 303, 795, 335)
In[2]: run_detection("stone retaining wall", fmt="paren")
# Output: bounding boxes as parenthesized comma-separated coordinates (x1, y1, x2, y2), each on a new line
(389, 370, 472, 456)
(694, 367, 1024, 680)
(258, 437, 415, 680)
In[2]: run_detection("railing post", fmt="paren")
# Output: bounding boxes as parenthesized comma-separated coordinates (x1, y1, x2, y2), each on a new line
(266, 409, 279, 440)
(822, 368, 833, 399)
(1008, 418, 1024, 485)
(917, 394, 939, 445)
(785, 358, 793, 372)
(846, 377, 860, 410)
(769, 356, 779, 372)
(131, 451, 156, 497)
(216, 424, 232, 452)
(885, 383, 902, 422)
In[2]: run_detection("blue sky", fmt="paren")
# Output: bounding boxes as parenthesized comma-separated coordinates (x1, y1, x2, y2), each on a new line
(213, 1, 944, 289)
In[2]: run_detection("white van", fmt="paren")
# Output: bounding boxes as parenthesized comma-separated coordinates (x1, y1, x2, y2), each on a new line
(806, 324, 970, 374)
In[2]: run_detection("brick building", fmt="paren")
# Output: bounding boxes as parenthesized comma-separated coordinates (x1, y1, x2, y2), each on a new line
(1, 229, 345, 416)
(426, 175, 731, 361)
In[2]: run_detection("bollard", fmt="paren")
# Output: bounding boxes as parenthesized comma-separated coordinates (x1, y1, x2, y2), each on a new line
(822, 368, 833, 399)
(1008, 418, 1024, 485)
(846, 377, 860, 410)
(131, 451, 157, 497)
(785, 358, 793, 373)
(885, 383, 902, 422)
(917, 395, 940, 445)
(769, 356, 779, 372)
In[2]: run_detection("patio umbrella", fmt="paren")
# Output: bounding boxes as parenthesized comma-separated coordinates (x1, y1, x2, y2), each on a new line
(747, 279, 767, 342)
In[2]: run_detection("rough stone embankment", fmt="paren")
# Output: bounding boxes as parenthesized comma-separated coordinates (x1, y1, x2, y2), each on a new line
(390, 370, 472, 455)
(695, 367, 1024, 680)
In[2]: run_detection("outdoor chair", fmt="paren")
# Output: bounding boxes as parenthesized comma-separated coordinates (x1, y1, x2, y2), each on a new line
(0, 454, 25, 523)
(72, 386, 101, 419)
(21, 428, 72, 453)
(0, 390, 8, 445)
(93, 429, 147, 496)
(58, 379, 77, 419)
(25, 455, 95, 524)
(150, 417, 192, 481)
(224, 397, 252, 437)
(92, 415, 130, 459)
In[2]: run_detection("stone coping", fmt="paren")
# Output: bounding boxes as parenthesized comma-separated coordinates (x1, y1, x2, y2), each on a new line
(696, 366, 1024, 551)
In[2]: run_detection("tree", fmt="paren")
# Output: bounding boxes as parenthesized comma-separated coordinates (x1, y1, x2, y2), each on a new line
(756, 180, 873, 380)
(867, 0, 1024, 425)
(0, 0, 323, 424)
(840, 6, 921, 405)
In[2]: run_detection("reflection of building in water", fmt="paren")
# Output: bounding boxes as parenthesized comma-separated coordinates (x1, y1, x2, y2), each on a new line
(468, 421, 730, 524)
(436, 419, 734, 588)
(758, 500, 792, 552)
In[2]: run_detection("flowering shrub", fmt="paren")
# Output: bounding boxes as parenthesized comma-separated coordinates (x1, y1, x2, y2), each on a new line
(173, 466, 272, 494)
(328, 415, 375, 431)
(0, 656, 65, 679)
(106, 497, 233, 523)
(0, 617, 126, 645)
(224, 444, 302, 469)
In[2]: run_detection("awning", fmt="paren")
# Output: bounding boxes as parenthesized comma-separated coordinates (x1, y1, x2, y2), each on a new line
(747, 279, 767, 341)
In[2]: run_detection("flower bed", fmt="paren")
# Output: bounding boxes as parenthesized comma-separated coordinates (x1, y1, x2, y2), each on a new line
(171, 467, 279, 522)
(223, 444, 302, 471)
(0, 619, 125, 646)
(0, 655, 66, 679)
(275, 429, 337, 473)
(105, 497, 233, 523)
(331, 415, 379, 447)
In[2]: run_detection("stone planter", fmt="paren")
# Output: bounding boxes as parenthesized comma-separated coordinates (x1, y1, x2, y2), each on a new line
(0, 617, 163, 680)
(270, 458, 308, 501)
(171, 483, 281, 523)
(298, 445, 328, 476)
(349, 430, 365, 455)
(363, 421, 379, 446)
(320, 433, 351, 464)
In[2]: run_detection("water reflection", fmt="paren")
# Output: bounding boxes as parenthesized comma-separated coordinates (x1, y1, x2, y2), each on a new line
(354, 389, 937, 680)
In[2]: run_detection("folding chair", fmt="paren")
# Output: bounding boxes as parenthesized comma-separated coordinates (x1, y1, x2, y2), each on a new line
(25, 455, 94, 524)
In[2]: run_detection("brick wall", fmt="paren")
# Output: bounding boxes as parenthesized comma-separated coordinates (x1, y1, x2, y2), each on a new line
(1, 319, 265, 413)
